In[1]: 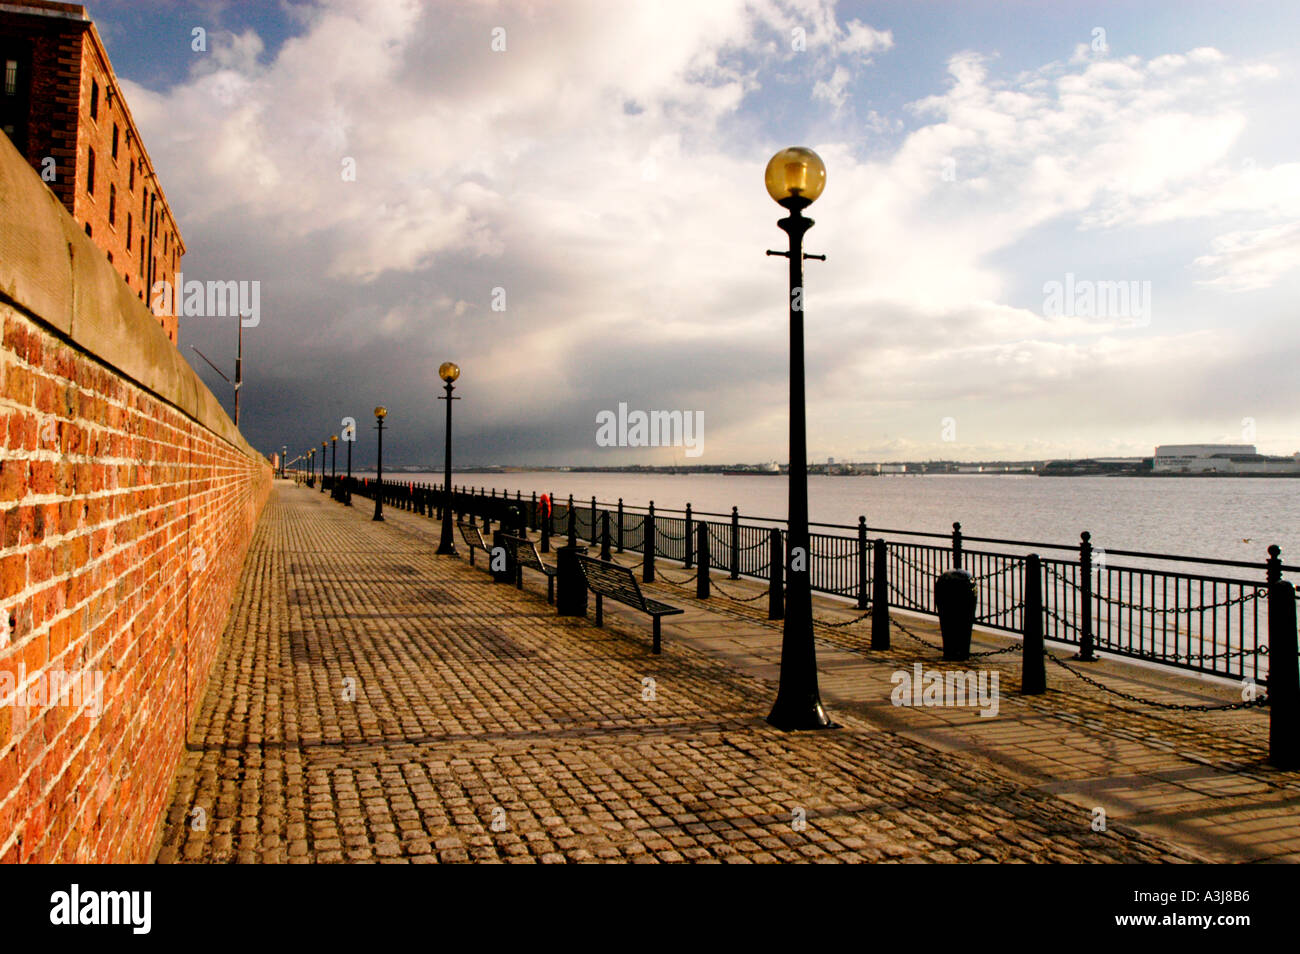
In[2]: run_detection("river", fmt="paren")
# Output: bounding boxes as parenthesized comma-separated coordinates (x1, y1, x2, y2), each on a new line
(372, 472, 1299, 569)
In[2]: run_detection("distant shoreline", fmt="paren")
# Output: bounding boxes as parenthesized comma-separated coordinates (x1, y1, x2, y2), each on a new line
(413, 467, 1300, 479)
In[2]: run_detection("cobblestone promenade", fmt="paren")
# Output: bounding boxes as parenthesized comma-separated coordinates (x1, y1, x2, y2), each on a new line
(153, 482, 1299, 863)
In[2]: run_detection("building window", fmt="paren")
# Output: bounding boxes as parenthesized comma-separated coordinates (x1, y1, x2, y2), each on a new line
(138, 238, 144, 275)
(106, 251, 113, 264)
(84, 222, 91, 237)
(128, 160, 134, 191)
(108, 183, 116, 225)
(90, 79, 98, 120)
(112, 123, 119, 159)
(3, 60, 16, 97)
(127, 212, 132, 246)
(87, 148, 95, 194)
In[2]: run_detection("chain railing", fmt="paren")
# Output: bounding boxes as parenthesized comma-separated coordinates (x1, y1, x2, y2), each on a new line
(421, 484, 1296, 688)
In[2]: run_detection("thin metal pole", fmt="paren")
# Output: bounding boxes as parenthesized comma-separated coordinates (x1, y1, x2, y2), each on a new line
(373, 418, 385, 521)
(767, 198, 832, 730)
(437, 380, 458, 554)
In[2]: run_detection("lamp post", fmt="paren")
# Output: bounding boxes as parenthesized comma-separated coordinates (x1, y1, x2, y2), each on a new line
(373, 406, 387, 521)
(281, 445, 287, 478)
(330, 434, 338, 499)
(344, 421, 354, 506)
(308, 448, 314, 487)
(436, 362, 461, 555)
(321, 441, 328, 492)
(763, 146, 834, 731)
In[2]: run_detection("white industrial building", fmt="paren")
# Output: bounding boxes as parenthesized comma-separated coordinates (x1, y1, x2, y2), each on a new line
(1153, 444, 1300, 474)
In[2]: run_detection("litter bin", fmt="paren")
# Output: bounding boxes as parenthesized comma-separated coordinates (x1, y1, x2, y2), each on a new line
(556, 545, 589, 616)
(491, 529, 515, 584)
(935, 569, 976, 661)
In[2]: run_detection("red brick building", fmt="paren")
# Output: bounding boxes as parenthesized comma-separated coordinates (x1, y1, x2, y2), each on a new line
(1, 0, 185, 342)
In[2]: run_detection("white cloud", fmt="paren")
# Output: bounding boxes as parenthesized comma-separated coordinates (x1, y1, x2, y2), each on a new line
(1194, 221, 1300, 291)
(121, 1, 1299, 461)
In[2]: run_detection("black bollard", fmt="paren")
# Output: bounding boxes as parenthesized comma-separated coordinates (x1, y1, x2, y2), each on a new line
(696, 521, 710, 600)
(556, 545, 589, 617)
(1021, 554, 1046, 694)
(730, 507, 740, 580)
(617, 499, 624, 553)
(683, 503, 693, 570)
(768, 527, 784, 620)
(936, 568, 976, 661)
(1269, 575, 1299, 768)
(644, 502, 656, 583)
(871, 538, 889, 650)
(856, 516, 869, 610)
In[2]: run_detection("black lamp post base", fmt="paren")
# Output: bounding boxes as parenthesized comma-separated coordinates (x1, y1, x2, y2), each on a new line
(436, 542, 457, 556)
(373, 514, 385, 522)
(766, 693, 837, 731)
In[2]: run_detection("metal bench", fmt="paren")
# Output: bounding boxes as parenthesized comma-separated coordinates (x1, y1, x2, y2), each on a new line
(457, 522, 489, 566)
(501, 534, 557, 603)
(575, 555, 683, 654)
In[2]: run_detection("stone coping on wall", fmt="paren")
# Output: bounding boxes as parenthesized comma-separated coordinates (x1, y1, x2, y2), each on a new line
(0, 132, 262, 462)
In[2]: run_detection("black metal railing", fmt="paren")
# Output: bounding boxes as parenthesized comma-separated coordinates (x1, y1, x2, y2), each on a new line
(406, 484, 1296, 688)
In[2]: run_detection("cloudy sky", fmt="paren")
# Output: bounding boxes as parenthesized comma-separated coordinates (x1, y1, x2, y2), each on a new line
(89, 0, 1300, 467)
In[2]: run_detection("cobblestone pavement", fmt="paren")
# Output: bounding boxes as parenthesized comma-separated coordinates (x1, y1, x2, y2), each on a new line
(627, 554, 1300, 862)
(157, 484, 1221, 863)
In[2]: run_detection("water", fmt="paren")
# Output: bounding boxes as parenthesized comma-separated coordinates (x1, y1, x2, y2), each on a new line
(376, 471, 1300, 570)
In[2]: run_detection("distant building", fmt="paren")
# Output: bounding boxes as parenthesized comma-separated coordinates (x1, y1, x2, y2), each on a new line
(0, 0, 185, 342)
(1153, 444, 1300, 474)
(876, 463, 907, 474)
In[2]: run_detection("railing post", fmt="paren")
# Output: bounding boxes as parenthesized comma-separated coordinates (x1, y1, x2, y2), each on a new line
(617, 498, 625, 553)
(952, 521, 963, 570)
(1267, 543, 1282, 584)
(600, 510, 611, 561)
(567, 494, 576, 548)
(696, 520, 710, 599)
(1022, 554, 1046, 694)
(856, 516, 869, 610)
(530, 491, 537, 531)
(591, 495, 597, 543)
(683, 503, 693, 570)
(1268, 565, 1299, 768)
(1076, 531, 1096, 661)
(730, 506, 740, 580)
(768, 527, 784, 620)
(540, 495, 551, 553)
(644, 501, 656, 583)
(872, 538, 890, 649)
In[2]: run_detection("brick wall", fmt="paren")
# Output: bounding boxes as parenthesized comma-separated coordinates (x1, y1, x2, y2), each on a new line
(2, 4, 185, 340)
(0, 128, 270, 863)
